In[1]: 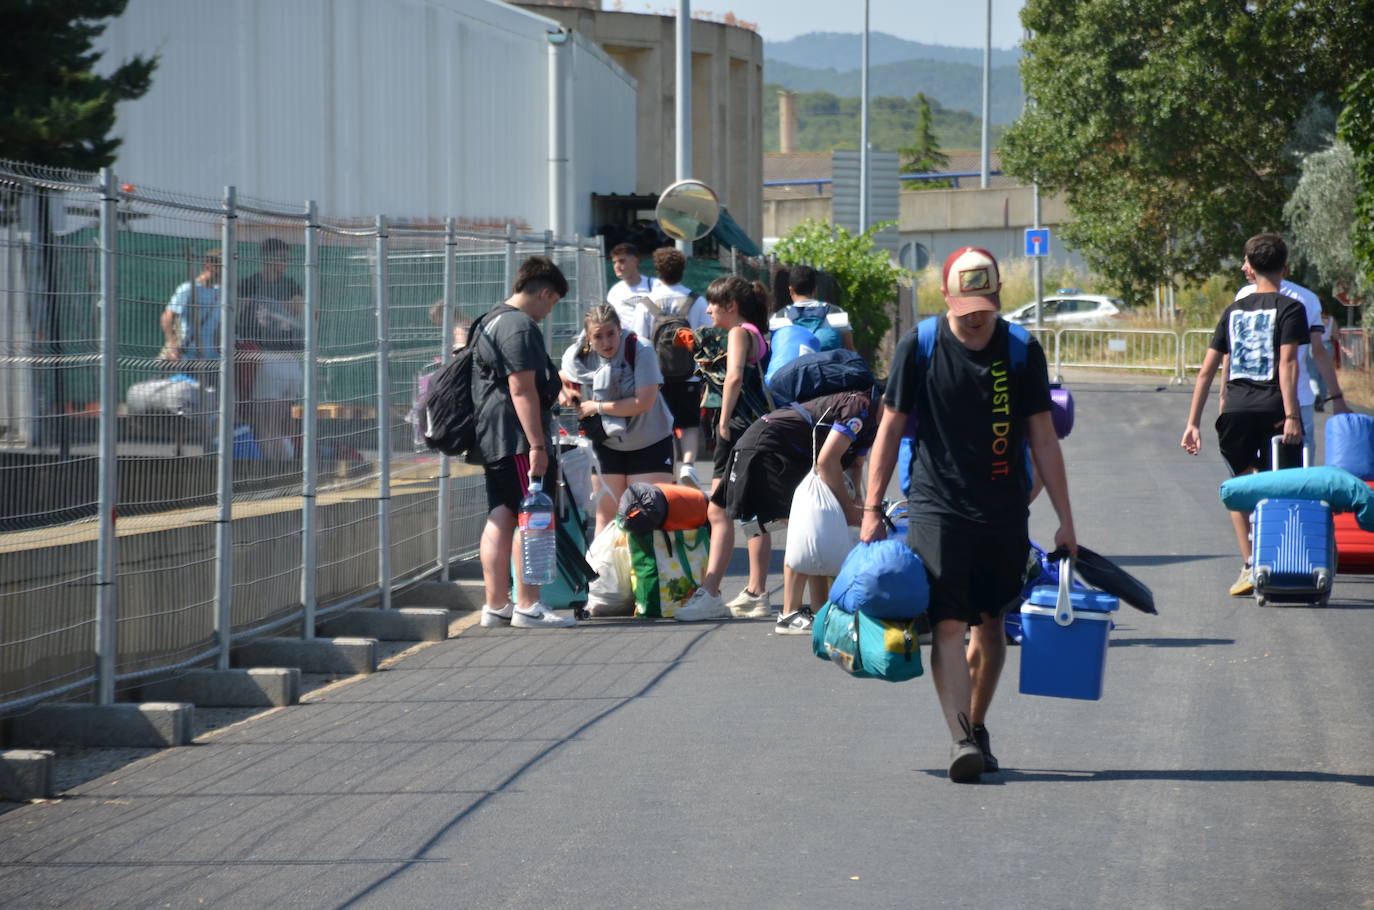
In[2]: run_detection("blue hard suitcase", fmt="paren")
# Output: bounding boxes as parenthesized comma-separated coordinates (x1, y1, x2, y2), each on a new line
(1251, 437, 1335, 607)
(1252, 498, 1335, 606)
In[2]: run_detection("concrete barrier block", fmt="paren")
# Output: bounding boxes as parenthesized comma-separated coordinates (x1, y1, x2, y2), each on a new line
(234, 637, 377, 675)
(319, 608, 450, 642)
(0, 750, 55, 800)
(8, 703, 194, 748)
(140, 667, 300, 707)
(392, 580, 483, 612)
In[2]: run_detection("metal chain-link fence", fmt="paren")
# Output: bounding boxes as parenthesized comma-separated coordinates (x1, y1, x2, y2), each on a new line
(0, 161, 604, 713)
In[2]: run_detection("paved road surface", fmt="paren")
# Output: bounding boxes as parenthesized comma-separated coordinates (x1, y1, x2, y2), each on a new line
(2, 377, 1372, 909)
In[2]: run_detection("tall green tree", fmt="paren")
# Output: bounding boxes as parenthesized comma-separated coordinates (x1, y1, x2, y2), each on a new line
(1339, 68, 1374, 313)
(0, 0, 156, 170)
(898, 93, 950, 189)
(1284, 141, 1362, 296)
(1001, 0, 1374, 301)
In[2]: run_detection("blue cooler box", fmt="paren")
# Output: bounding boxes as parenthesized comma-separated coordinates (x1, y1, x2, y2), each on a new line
(1019, 587, 1119, 700)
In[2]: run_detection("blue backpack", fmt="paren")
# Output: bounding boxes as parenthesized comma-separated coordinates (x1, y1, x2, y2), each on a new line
(898, 317, 1032, 497)
(767, 348, 876, 407)
(785, 304, 845, 351)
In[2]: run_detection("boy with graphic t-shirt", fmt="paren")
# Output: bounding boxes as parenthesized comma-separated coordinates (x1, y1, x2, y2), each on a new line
(1182, 233, 1309, 596)
(860, 247, 1077, 784)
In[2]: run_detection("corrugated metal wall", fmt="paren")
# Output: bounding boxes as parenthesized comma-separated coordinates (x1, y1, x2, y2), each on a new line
(96, 0, 636, 229)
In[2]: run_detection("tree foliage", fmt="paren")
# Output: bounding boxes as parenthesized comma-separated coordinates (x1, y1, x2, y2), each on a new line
(1001, 0, 1374, 301)
(771, 219, 909, 357)
(764, 87, 1004, 153)
(0, 0, 156, 170)
(898, 93, 950, 189)
(1339, 69, 1374, 306)
(1284, 141, 1362, 294)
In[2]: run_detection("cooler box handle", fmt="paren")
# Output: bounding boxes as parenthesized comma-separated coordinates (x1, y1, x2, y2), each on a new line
(1055, 556, 1075, 627)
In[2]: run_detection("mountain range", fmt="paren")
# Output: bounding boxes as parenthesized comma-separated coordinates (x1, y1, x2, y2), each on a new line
(764, 31, 1024, 126)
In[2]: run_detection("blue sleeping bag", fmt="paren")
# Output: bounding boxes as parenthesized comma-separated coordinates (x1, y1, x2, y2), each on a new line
(1326, 413, 1374, 480)
(829, 539, 930, 619)
(765, 324, 820, 388)
(1218, 465, 1374, 531)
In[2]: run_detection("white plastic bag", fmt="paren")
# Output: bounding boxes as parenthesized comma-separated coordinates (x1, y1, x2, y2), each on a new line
(784, 470, 850, 576)
(584, 521, 634, 615)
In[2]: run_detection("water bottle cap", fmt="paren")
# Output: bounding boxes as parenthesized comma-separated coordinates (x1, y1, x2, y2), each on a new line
(528, 480, 542, 492)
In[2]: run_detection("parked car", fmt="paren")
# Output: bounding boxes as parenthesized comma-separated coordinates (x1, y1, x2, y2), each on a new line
(1006, 292, 1125, 327)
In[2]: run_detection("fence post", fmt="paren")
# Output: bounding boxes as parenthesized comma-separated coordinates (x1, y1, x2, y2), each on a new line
(375, 215, 393, 609)
(216, 186, 238, 670)
(301, 201, 320, 637)
(504, 223, 516, 291)
(95, 169, 119, 704)
(572, 232, 582, 307)
(437, 217, 457, 576)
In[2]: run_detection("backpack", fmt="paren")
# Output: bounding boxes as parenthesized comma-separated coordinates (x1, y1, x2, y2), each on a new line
(617, 482, 668, 533)
(641, 294, 696, 379)
(786, 304, 844, 351)
(767, 348, 876, 407)
(422, 311, 494, 457)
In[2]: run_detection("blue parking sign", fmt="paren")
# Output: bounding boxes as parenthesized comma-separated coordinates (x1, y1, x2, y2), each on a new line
(1025, 228, 1051, 257)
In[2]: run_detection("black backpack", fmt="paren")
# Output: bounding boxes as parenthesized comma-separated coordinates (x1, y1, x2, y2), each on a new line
(641, 295, 695, 380)
(422, 312, 492, 457)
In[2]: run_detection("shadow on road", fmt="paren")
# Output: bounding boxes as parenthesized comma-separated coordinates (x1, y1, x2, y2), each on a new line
(918, 768, 1374, 787)
(1109, 637, 1234, 648)
(1107, 554, 1227, 567)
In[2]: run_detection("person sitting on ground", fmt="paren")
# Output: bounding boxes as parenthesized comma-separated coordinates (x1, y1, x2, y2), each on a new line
(673, 276, 776, 622)
(1182, 233, 1309, 597)
(560, 304, 676, 535)
(768, 264, 855, 352)
(700, 387, 881, 634)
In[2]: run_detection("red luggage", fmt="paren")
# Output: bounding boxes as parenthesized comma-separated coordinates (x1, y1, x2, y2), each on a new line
(1335, 479, 1374, 574)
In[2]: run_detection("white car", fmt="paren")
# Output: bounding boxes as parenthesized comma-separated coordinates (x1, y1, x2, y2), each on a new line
(1006, 292, 1125, 327)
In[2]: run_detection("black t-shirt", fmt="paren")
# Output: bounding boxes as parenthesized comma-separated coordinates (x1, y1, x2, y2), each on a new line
(470, 304, 561, 465)
(738, 390, 880, 470)
(884, 317, 1052, 525)
(238, 273, 304, 350)
(1209, 291, 1310, 413)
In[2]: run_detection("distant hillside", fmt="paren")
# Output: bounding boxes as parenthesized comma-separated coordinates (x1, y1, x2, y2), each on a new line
(765, 31, 1021, 71)
(764, 87, 1007, 155)
(766, 58, 1023, 126)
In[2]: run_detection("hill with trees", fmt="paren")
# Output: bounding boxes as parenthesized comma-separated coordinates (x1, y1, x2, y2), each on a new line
(764, 88, 1005, 155)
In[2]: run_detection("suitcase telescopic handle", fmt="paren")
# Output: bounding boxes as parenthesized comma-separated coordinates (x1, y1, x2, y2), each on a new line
(1055, 556, 1075, 627)
(1270, 434, 1312, 470)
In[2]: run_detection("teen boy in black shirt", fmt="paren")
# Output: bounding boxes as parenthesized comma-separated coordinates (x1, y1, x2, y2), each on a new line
(860, 247, 1078, 783)
(1181, 233, 1308, 596)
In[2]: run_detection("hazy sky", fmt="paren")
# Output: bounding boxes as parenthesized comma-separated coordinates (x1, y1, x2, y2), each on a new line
(685, 0, 1025, 49)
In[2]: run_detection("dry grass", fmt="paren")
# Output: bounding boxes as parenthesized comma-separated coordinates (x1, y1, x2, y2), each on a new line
(1337, 368, 1374, 412)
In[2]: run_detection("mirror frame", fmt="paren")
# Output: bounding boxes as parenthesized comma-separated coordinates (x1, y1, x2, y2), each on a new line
(655, 179, 721, 243)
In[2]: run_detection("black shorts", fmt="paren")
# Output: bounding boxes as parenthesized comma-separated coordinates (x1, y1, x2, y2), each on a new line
(711, 417, 755, 480)
(909, 518, 1028, 627)
(483, 452, 559, 514)
(1215, 410, 1302, 476)
(660, 379, 703, 429)
(710, 445, 805, 524)
(593, 435, 675, 476)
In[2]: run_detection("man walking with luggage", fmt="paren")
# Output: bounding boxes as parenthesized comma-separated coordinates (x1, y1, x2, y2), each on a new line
(1181, 233, 1308, 595)
(860, 247, 1077, 783)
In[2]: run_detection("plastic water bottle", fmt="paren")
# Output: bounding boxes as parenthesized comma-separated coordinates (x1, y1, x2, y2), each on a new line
(519, 479, 557, 585)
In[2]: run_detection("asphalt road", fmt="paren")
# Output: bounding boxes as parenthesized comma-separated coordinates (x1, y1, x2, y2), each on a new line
(2, 376, 1372, 909)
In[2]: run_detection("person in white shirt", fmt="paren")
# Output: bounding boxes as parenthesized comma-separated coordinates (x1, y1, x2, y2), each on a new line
(1232, 263, 1350, 444)
(606, 243, 657, 331)
(640, 247, 711, 488)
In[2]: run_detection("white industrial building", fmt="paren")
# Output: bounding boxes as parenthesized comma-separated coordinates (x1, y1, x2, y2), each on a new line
(95, 0, 637, 234)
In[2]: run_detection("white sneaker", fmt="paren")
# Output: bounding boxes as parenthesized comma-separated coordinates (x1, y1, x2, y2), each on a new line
(726, 587, 771, 619)
(511, 603, 576, 628)
(678, 463, 702, 489)
(674, 587, 729, 622)
(480, 603, 514, 627)
(774, 607, 815, 636)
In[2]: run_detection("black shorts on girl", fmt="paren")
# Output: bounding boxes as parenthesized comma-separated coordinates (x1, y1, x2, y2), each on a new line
(593, 435, 675, 476)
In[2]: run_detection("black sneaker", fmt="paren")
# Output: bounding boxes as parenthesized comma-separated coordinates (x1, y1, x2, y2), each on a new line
(971, 723, 999, 773)
(949, 713, 984, 783)
(775, 607, 815, 635)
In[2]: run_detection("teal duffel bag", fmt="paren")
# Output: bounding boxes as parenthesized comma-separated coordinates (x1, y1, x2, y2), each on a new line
(812, 601, 924, 682)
